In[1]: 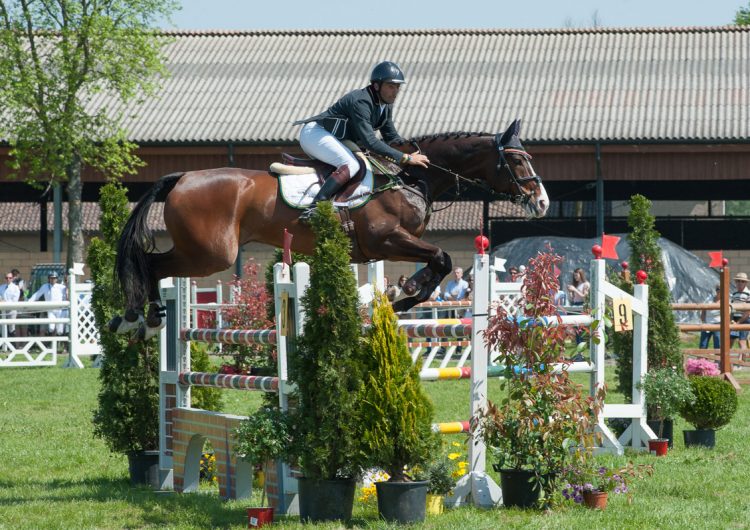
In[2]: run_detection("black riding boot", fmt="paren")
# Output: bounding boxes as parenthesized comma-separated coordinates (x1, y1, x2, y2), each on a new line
(299, 165, 350, 222)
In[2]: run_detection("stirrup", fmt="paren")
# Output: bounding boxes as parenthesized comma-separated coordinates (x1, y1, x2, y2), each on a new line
(299, 203, 338, 223)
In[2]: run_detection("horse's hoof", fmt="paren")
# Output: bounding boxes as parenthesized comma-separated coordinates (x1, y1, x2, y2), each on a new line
(402, 280, 418, 296)
(107, 316, 122, 333)
(143, 322, 166, 340)
(114, 314, 144, 335)
(392, 297, 415, 313)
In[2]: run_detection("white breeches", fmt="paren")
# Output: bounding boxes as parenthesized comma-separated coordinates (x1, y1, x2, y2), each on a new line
(1, 310, 16, 334)
(299, 122, 360, 177)
(47, 309, 65, 335)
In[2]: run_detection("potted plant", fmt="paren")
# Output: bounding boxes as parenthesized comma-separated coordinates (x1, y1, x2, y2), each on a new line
(234, 405, 293, 527)
(286, 202, 367, 522)
(474, 250, 604, 508)
(636, 366, 694, 454)
(421, 443, 468, 515)
(88, 182, 160, 486)
(561, 461, 653, 510)
(358, 291, 439, 523)
(680, 375, 738, 448)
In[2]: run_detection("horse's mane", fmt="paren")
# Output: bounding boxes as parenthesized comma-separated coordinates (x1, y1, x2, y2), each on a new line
(395, 131, 494, 145)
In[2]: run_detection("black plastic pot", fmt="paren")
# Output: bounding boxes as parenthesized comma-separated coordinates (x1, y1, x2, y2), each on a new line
(127, 450, 159, 487)
(375, 480, 428, 523)
(495, 467, 543, 508)
(683, 429, 716, 448)
(647, 419, 674, 448)
(297, 477, 356, 522)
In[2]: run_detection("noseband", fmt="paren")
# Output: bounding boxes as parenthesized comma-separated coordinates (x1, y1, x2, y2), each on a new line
(493, 133, 542, 205)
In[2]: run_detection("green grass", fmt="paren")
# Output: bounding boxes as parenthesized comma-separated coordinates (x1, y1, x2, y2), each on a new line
(2, 358, 750, 529)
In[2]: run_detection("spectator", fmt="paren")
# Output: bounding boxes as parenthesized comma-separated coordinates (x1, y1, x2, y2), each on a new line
(567, 268, 590, 344)
(567, 268, 590, 307)
(700, 286, 721, 350)
(0, 271, 21, 337)
(11, 268, 26, 300)
(28, 271, 68, 336)
(443, 267, 470, 319)
(443, 267, 470, 302)
(730, 272, 750, 350)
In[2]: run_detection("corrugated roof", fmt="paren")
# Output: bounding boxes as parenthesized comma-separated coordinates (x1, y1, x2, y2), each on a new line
(0, 200, 522, 233)
(0, 202, 165, 232)
(89, 26, 750, 144)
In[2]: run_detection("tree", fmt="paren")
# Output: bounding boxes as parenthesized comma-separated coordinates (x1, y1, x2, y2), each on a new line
(735, 3, 750, 24)
(0, 0, 176, 267)
(611, 195, 682, 398)
(287, 201, 366, 480)
(89, 181, 158, 453)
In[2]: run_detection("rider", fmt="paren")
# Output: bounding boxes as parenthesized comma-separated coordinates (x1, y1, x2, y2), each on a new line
(294, 61, 430, 220)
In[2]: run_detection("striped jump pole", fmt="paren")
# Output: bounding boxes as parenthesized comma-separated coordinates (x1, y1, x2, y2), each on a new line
(178, 371, 279, 392)
(179, 328, 277, 345)
(432, 421, 471, 434)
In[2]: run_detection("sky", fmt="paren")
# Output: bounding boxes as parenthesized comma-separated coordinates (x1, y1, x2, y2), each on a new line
(162, 0, 746, 31)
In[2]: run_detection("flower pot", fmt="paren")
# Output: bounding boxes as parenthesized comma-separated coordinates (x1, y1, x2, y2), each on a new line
(297, 477, 356, 523)
(375, 480, 428, 523)
(683, 429, 716, 449)
(647, 418, 674, 448)
(247, 507, 274, 528)
(496, 468, 543, 508)
(126, 450, 160, 487)
(425, 493, 445, 515)
(582, 490, 608, 510)
(648, 438, 669, 456)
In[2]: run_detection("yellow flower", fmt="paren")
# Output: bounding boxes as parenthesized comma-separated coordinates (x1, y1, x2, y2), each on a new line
(448, 452, 462, 460)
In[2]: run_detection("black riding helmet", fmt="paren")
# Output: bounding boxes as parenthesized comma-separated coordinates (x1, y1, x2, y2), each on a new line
(370, 61, 406, 85)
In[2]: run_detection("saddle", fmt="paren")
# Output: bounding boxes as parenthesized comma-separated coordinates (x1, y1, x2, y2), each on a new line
(271, 152, 373, 202)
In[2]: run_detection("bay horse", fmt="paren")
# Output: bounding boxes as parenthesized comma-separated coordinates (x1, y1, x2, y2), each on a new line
(110, 119, 548, 339)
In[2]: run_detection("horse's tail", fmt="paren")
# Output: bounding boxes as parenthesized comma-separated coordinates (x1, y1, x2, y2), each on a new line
(115, 172, 184, 311)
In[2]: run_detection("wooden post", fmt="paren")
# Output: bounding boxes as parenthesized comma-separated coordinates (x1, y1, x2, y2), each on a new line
(719, 266, 740, 391)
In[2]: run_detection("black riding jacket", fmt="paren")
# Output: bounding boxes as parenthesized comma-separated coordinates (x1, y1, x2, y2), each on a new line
(294, 85, 405, 162)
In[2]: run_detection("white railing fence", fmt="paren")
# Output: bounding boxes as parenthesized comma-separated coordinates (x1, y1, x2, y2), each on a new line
(0, 263, 101, 368)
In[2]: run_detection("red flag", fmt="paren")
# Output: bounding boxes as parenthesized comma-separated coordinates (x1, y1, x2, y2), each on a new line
(708, 251, 723, 268)
(600, 234, 620, 260)
(283, 229, 293, 266)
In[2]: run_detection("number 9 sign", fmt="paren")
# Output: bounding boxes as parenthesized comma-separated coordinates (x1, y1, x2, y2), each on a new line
(612, 297, 633, 332)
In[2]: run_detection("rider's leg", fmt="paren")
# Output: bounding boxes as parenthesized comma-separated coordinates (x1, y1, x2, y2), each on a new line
(298, 123, 360, 220)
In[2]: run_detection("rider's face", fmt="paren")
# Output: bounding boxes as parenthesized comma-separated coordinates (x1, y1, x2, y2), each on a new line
(377, 81, 402, 104)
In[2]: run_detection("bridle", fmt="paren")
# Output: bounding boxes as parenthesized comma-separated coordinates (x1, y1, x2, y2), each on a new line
(493, 133, 543, 205)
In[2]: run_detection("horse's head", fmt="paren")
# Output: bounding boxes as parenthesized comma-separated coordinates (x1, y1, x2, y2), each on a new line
(492, 119, 549, 218)
(408, 121, 549, 218)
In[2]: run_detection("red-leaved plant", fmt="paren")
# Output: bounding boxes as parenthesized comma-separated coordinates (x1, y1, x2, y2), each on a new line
(220, 259, 275, 374)
(473, 250, 604, 500)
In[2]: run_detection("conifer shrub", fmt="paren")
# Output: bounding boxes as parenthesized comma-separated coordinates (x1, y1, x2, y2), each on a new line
(89, 181, 159, 453)
(358, 292, 438, 482)
(287, 201, 366, 480)
(611, 195, 682, 398)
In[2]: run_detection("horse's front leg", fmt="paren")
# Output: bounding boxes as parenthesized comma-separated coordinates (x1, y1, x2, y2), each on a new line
(371, 228, 452, 313)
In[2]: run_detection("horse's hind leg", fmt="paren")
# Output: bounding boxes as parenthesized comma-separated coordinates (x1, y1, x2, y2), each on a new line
(137, 244, 238, 339)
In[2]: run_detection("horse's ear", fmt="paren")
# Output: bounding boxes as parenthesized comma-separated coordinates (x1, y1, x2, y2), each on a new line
(499, 119, 522, 147)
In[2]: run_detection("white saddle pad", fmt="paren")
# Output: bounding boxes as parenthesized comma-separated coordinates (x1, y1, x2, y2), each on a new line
(275, 158, 374, 210)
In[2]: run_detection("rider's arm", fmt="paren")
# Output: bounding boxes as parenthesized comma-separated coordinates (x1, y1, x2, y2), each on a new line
(349, 99, 406, 162)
